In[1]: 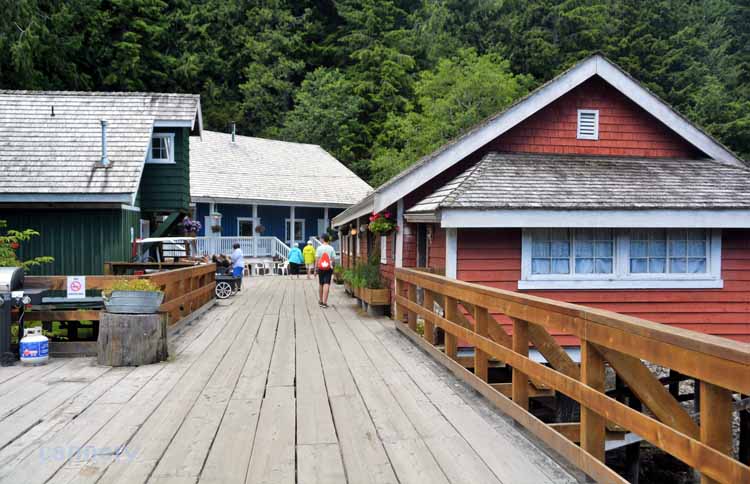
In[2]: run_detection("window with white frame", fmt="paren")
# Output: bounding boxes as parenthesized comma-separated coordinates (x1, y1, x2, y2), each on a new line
(147, 133, 175, 163)
(380, 235, 387, 264)
(521, 228, 721, 289)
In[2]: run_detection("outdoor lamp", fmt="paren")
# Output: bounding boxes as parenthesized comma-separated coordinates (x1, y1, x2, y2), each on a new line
(350, 227, 358, 236)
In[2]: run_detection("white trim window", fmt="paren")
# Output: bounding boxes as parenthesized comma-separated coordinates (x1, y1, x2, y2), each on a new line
(577, 109, 599, 140)
(520, 228, 722, 289)
(237, 217, 260, 237)
(147, 132, 175, 164)
(380, 235, 387, 264)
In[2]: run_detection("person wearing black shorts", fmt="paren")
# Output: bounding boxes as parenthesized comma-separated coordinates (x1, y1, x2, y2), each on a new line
(315, 234, 336, 307)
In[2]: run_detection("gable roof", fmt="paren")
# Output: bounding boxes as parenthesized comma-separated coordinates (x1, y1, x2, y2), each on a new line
(0, 90, 202, 204)
(332, 54, 745, 227)
(406, 153, 750, 219)
(189, 130, 372, 207)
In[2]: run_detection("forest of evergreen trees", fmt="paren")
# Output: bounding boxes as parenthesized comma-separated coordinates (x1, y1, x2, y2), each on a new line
(1, 0, 748, 185)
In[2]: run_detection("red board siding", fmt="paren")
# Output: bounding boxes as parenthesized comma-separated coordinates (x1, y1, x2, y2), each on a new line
(490, 77, 704, 159)
(456, 228, 750, 344)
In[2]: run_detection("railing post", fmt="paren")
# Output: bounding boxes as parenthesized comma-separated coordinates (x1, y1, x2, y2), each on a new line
(394, 277, 405, 322)
(474, 306, 489, 382)
(580, 340, 606, 461)
(422, 289, 435, 344)
(512, 318, 529, 410)
(699, 381, 733, 484)
(407, 283, 417, 332)
(444, 296, 458, 361)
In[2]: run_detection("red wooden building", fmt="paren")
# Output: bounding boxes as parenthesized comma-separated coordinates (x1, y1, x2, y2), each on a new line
(333, 54, 750, 344)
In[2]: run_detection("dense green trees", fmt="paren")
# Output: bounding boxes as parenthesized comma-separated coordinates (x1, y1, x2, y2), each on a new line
(1, 0, 748, 185)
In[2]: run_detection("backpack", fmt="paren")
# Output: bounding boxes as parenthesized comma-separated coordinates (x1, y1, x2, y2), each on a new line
(317, 250, 332, 271)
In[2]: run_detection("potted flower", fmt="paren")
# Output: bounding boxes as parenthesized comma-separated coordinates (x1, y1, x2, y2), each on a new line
(211, 224, 222, 234)
(368, 211, 397, 235)
(342, 257, 389, 306)
(180, 217, 202, 237)
(333, 265, 345, 284)
(102, 279, 164, 314)
(255, 225, 266, 235)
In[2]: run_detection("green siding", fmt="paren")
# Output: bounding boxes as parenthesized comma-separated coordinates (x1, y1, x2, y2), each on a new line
(138, 127, 190, 213)
(0, 208, 140, 275)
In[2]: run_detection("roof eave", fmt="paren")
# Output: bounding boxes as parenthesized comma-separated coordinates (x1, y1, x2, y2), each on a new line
(439, 207, 750, 228)
(332, 194, 374, 228)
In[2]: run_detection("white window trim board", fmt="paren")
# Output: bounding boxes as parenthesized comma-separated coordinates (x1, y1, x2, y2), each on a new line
(395, 199, 404, 267)
(146, 132, 176, 164)
(445, 228, 457, 278)
(519, 228, 722, 290)
(380, 235, 387, 264)
(441, 209, 750, 229)
(284, 218, 305, 243)
(577, 109, 599, 140)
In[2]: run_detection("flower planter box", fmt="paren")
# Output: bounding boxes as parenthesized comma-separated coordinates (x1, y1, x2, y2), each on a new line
(359, 287, 390, 306)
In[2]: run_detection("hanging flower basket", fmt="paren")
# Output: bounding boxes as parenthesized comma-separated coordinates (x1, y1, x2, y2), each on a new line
(179, 217, 202, 236)
(368, 211, 397, 235)
(211, 224, 222, 233)
(255, 225, 266, 235)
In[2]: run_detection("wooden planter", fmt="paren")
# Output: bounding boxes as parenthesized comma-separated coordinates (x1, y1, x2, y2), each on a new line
(359, 287, 390, 306)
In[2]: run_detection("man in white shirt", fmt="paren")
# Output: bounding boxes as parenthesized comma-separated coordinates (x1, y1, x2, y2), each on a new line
(230, 243, 244, 290)
(315, 234, 336, 308)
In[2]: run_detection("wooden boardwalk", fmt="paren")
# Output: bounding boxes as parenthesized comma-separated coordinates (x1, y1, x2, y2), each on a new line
(0, 277, 578, 483)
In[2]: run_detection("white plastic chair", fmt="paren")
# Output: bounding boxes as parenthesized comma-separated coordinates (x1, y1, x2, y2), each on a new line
(278, 260, 289, 276)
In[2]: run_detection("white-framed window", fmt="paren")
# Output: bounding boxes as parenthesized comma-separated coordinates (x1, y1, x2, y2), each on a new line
(380, 235, 387, 264)
(146, 132, 175, 163)
(577, 109, 599, 140)
(237, 217, 260, 237)
(284, 218, 304, 244)
(520, 228, 722, 290)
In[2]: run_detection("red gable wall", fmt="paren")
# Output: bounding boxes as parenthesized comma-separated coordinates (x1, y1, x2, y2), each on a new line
(490, 77, 704, 159)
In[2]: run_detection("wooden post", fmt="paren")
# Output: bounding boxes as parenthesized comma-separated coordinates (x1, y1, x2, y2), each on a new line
(394, 278, 405, 322)
(580, 340, 606, 461)
(407, 283, 417, 331)
(474, 306, 490, 382)
(444, 296, 458, 360)
(512, 318, 529, 410)
(699, 381, 733, 484)
(422, 289, 435, 344)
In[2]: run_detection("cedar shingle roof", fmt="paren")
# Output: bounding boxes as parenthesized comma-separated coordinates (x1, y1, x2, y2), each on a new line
(407, 153, 750, 213)
(189, 130, 372, 206)
(0, 90, 201, 198)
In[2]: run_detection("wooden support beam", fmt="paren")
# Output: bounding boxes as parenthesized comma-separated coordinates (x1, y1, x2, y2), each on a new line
(512, 318, 529, 411)
(528, 323, 580, 380)
(491, 383, 553, 398)
(444, 296, 458, 361)
(474, 306, 489, 382)
(581, 341, 606, 461)
(407, 283, 417, 332)
(422, 289, 435, 344)
(594, 344, 700, 440)
(700, 381, 733, 484)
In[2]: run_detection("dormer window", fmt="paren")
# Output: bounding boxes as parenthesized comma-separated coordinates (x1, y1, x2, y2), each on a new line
(577, 109, 599, 140)
(147, 132, 175, 164)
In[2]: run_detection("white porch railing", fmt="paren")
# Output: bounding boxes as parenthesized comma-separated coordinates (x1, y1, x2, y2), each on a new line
(195, 236, 290, 260)
(310, 236, 340, 255)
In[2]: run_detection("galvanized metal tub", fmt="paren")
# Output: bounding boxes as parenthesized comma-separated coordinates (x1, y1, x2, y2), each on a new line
(104, 291, 164, 314)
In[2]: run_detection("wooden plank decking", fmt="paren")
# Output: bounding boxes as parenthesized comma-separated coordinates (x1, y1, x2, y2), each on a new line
(0, 277, 579, 483)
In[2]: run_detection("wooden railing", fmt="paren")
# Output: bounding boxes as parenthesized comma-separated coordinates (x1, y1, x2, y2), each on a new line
(26, 264, 216, 326)
(194, 236, 289, 259)
(394, 268, 750, 484)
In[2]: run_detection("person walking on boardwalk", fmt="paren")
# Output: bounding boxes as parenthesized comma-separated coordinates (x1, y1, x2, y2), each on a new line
(315, 234, 336, 308)
(288, 243, 304, 279)
(303, 240, 316, 279)
(230, 243, 244, 290)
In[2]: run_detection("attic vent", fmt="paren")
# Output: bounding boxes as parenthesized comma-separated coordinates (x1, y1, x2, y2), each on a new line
(577, 109, 599, 140)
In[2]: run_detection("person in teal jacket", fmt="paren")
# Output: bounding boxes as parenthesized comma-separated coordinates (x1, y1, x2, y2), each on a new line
(288, 243, 304, 279)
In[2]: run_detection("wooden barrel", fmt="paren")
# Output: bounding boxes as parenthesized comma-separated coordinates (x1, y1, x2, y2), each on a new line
(97, 312, 168, 366)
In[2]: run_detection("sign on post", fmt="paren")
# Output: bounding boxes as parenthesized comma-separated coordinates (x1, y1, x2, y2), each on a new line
(67, 276, 86, 299)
